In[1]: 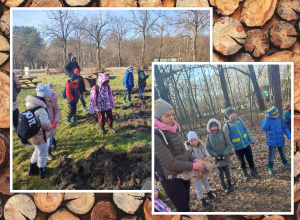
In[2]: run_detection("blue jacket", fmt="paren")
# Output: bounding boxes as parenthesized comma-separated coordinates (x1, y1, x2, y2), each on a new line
(223, 117, 255, 151)
(262, 116, 291, 147)
(124, 70, 134, 89)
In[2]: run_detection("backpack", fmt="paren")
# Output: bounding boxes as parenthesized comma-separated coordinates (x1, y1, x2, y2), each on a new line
(62, 83, 72, 99)
(17, 107, 47, 143)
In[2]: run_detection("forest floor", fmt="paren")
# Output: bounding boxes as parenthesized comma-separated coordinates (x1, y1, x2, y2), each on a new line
(156, 108, 292, 213)
(13, 68, 152, 190)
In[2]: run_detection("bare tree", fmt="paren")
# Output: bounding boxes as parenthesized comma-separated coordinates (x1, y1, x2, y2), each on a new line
(268, 65, 283, 116)
(43, 10, 76, 70)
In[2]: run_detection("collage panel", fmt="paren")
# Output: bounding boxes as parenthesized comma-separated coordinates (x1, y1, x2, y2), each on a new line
(153, 62, 293, 214)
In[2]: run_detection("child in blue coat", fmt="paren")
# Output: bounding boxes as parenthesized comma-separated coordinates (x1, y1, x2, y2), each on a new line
(123, 66, 134, 104)
(262, 106, 291, 174)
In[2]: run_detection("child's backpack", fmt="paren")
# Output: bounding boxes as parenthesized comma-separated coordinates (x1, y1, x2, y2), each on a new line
(62, 84, 72, 99)
(17, 107, 47, 143)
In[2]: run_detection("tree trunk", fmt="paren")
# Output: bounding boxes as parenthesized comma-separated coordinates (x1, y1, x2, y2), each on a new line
(268, 65, 283, 116)
(240, 0, 278, 27)
(33, 193, 64, 213)
(118, 41, 121, 67)
(154, 65, 170, 102)
(91, 200, 117, 220)
(277, 0, 300, 21)
(225, 69, 236, 108)
(113, 193, 145, 214)
(248, 65, 266, 111)
(48, 209, 80, 220)
(209, 0, 242, 15)
(218, 65, 231, 108)
(142, 32, 146, 66)
(244, 29, 269, 57)
(0, 167, 12, 195)
(4, 194, 37, 220)
(213, 17, 246, 56)
(235, 69, 247, 115)
(65, 193, 95, 215)
(202, 68, 217, 116)
(97, 44, 101, 70)
(0, 132, 9, 167)
(269, 21, 297, 49)
(63, 41, 67, 71)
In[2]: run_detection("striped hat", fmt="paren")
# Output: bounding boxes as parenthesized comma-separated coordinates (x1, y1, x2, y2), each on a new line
(127, 66, 133, 72)
(267, 106, 278, 115)
(154, 99, 173, 119)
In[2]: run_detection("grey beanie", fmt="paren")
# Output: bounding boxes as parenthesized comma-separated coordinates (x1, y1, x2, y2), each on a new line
(225, 107, 235, 118)
(36, 85, 51, 97)
(154, 99, 173, 119)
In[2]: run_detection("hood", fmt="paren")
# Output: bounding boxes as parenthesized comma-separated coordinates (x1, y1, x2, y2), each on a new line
(71, 56, 76, 62)
(50, 91, 58, 103)
(70, 73, 79, 82)
(98, 74, 109, 87)
(25, 95, 47, 109)
(207, 118, 222, 132)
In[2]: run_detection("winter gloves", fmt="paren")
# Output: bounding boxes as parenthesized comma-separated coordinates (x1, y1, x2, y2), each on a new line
(217, 155, 226, 160)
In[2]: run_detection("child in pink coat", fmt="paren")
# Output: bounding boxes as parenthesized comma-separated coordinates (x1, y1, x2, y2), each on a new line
(46, 83, 60, 160)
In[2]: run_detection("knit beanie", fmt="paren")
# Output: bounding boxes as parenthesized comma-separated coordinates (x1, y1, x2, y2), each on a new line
(71, 73, 79, 82)
(127, 66, 133, 72)
(210, 122, 218, 127)
(47, 82, 54, 89)
(267, 106, 279, 115)
(188, 131, 198, 141)
(225, 107, 235, 118)
(154, 99, 173, 119)
(36, 85, 51, 97)
(74, 68, 80, 75)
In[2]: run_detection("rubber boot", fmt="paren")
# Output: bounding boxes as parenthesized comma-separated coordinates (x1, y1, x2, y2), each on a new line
(201, 198, 212, 210)
(250, 167, 261, 179)
(228, 180, 234, 192)
(221, 182, 230, 194)
(243, 169, 250, 181)
(46, 148, 54, 160)
(100, 126, 106, 135)
(207, 191, 218, 201)
(39, 167, 48, 179)
(108, 124, 116, 133)
(28, 162, 39, 176)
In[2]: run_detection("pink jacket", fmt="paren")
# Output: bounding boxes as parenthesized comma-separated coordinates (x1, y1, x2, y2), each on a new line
(25, 95, 52, 146)
(47, 92, 60, 131)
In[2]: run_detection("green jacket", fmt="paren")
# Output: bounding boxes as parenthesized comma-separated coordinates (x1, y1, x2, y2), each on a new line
(138, 69, 149, 87)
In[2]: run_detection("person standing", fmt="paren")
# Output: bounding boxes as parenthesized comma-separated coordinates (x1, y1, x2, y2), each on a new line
(137, 66, 149, 100)
(65, 56, 80, 78)
(123, 66, 134, 104)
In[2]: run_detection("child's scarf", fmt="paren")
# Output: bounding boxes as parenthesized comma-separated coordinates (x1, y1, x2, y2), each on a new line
(211, 127, 219, 133)
(154, 118, 178, 133)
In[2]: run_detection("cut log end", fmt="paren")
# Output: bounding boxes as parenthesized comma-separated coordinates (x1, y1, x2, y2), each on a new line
(113, 193, 145, 214)
(263, 216, 285, 220)
(139, 0, 163, 7)
(269, 21, 297, 49)
(176, 0, 209, 7)
(64, 193, 95, 215)
(0, 70, 10, 128)
(91, 200, 117, 220)
(48, 209, 80, 220)
(244, 29, 269, 57)
(0, 135, 9, 167)
(65, 0, 91, 6)
(0, 197, 4, 219)
(0, 168, 12, 195)
(0, 10, 10, 37)
(277, 0, 300, 21)
(100, 0, 137, 7)
(34, 193, 64, 213)
(1, 0, 25, 7)
(209, 0, 242, 15)
(29, 0, 63, 7)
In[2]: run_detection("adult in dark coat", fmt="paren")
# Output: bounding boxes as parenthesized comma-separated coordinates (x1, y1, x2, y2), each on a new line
(65, 56, 80, 78)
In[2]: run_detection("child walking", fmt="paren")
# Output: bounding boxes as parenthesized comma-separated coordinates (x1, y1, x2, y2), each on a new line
(27, 85, 53, 179)
(206, 119, 234, 194)
(223, 107, 261, 181)
(154, 99, 206, 212)
(90, 74, 116, 135)
(73, 68, 88, 112)
(137, 66, 149, 100)
(123, 66, 134, 104)
(262, 106, 291, 174)
(46, 83, 60, 160)
(185, 131, 218, 210)
(65, 73, 80, 125)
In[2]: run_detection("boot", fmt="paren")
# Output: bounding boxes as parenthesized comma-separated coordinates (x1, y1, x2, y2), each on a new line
(72, 117, 78, 124)
(221, 182, 230, 194)
(108, 124, 116, 133)
(65, 118, 71, 125)
(250, 167, 261, 179)
(200, 198, 212, 210)
(100, 126, 106, 135)
(28, 162, 39, 176)
(46, 148, 54, 160)
(52, 138, 57, 150)
(83, 107, 87, 112)
(207, 191, 218, 201)
(39, 167, 48, 179)
(228, 180, 234, 192)
(243, 169, 250, 181)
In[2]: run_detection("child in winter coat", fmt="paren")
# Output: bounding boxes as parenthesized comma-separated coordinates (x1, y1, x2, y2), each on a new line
(123, 66, 134, 104)
(137, 66, 149, 100)
(73, 68, 87, 112)
(284, 105, 291, 132)
(27, 85, 53, 179)
(262, 106, 291, 174)
(184, 131, 217, 210)
(46, 83, 60, 160)
(65, 73, 80, 125)
(206, 119, 234, 194)
(223, 107, 261, 181)
(154, 99, 206, 212)
(90, 74, 116, 135)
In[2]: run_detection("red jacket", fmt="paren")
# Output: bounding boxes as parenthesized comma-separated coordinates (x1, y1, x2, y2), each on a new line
(66, 79, 80, 103)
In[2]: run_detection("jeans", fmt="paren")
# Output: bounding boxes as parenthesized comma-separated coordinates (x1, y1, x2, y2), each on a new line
(235, 145, 255, 170)
(123, 88, 132, 102)
(268, 145, 287, 168)
(217, 165, 231, 185)
(79, 92, 86, 108)
(161, 178, 190, 212)
(139, 85, 145, 99)
(47, 133, 54, 150)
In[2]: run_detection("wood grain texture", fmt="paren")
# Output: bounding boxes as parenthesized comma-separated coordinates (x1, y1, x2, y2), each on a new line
(277, 0, 300, 21)
(100, 0, 137, 7)
(1, 0, 25, 7)
(0, 10, 10, 37)
(64, 193, 95, 215)
(34, 193, 64, 213)
(209, 0, 242, 15)
(139, 0, 162, 7)
(176, 0, 209, 7)
(48, 209, 80, 220)
(0, 70, 10, 128)
(0, 168, 12, 195)
(113, 193, 145, 214)
(244, 29, 269, 57)
(269, 21, 297, 49)
(231, 53, 254, 62)
(65, 0, 91, 6)
(91, 200, 117, 220)
(28, 0, 63, 7)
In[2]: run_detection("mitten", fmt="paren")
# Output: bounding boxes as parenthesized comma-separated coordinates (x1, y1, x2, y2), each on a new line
(51, 122, 57, 129)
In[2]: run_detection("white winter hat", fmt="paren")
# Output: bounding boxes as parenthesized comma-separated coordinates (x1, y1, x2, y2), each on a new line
(188, 131, 198, 141)
(36, 84, 51, 97)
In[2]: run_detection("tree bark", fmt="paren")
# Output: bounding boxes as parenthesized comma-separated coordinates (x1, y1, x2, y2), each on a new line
(113, 193, 145, 214)
(218, 65, 231, 108)
(65, 193, 95, 215)
(65, 0, 91, 6)
(269, 21, 297, 49)
(209, 0, 242, 15)
(4, 194, 37, 220)
(268, 65, 283, 116)
(1, 0, 25, 7)
(0, 10, 10, 37)
(248, 65, 266, 111)
(28, 0, 62, 6)
(213, 17, 246, 56)
(240, 0, 278, 27)
(33, 193, 64, 213)
(244, 29, 269, 57)
(48, 209, 80, 220)
(91, 200, 117, 220)
(277, 0, 300, 21)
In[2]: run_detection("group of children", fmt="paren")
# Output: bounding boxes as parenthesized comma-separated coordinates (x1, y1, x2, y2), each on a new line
(154, 99, 291, 212)
(15, 65, 150, 179)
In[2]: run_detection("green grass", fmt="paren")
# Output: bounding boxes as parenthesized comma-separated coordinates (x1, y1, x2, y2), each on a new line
(13, 72, 152, 190)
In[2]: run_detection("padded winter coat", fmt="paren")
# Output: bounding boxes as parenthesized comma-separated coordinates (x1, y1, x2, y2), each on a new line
(155, 129, 196, 176)
(25, 95, 52, 146)
(66, 79, 80, 104)
(223, 117, 255, 150)
(48, 92, 60, 131)
(138, 69, 149, 88)
(124, 70, 134, 89)
(262, 116, 291, 147)
(65, 56, 80, 77)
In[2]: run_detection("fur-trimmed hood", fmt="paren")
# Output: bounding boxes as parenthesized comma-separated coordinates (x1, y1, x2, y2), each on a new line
(207, 118, 222, 132)
(25, 95, 46, 109)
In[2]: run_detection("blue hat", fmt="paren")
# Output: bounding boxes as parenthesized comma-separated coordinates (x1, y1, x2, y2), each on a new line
(71, 73, 79, 82)
(127, 66, 133, 72)
(267, 106, 279, 115)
